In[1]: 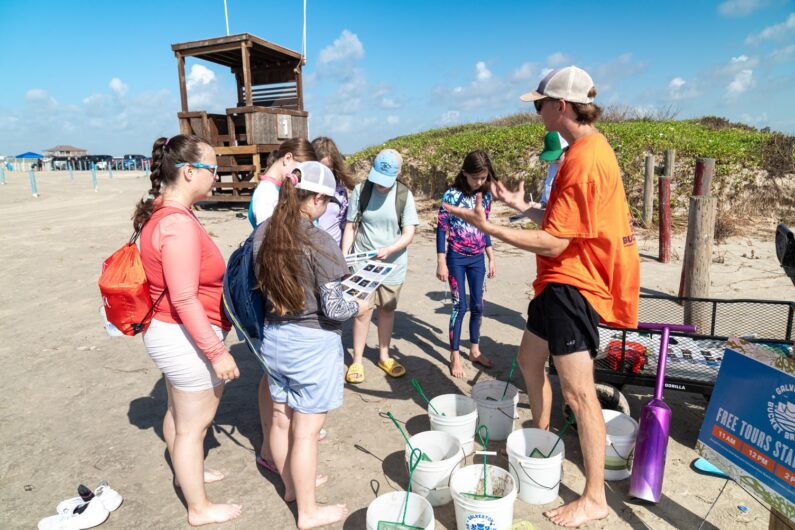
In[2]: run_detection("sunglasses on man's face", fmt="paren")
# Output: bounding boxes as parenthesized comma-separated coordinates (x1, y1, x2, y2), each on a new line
(534, 98, 548, 114)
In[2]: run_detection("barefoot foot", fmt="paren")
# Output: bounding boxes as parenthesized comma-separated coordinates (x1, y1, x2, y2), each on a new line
(450, 351, 465, 378)
(175, 469, 226, 488)
(283, 475, 329, 502)
(203, 469, 225, 484)
(297, 504, 348, 529)
(188, 503, 243, 526)
(544, 496, 608, 528)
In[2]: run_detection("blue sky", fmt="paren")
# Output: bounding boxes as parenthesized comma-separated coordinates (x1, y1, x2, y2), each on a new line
(0, 0, 793, 156)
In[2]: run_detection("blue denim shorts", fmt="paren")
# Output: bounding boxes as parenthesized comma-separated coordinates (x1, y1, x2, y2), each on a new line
(260, 322, 344, 414)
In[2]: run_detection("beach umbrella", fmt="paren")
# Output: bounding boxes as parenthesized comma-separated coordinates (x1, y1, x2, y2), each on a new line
(14, 152, 44, 171)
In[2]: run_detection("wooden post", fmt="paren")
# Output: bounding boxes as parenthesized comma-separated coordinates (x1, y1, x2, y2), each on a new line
(693, 158, 715, 197)
(659, 176, 671, 262)
(176, 52, 188, 112)
(664, 149, 675, 180)
(241, 43, 253, 107)
(683, 196, 717, 332)
(679, 158, 717, 297)
(295, 61, 304, 111)
(643, 154, 654, 227)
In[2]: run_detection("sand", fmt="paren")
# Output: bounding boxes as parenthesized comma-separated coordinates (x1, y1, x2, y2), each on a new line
(1, 170, 792, 529)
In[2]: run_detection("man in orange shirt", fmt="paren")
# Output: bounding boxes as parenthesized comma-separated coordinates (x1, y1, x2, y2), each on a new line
(445, 66, 640, 528)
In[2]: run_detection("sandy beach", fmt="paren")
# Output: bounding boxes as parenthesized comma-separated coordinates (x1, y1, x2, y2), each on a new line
(1, 170, 792, 529)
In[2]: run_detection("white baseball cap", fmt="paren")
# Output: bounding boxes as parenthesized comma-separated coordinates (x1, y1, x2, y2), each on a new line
(520, 66, 596, 104)
(294, 161, 341, 205)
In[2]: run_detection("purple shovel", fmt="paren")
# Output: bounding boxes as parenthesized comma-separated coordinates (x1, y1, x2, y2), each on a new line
(628, 322, 696, 503)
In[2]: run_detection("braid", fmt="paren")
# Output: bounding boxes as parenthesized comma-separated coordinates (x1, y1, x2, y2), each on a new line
(132, 136, 171, 233)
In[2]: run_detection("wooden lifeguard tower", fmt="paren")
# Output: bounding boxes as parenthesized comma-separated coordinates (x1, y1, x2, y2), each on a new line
(171, 33, 308, 202)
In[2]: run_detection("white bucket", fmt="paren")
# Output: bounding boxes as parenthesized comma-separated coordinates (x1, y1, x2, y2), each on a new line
(366, 491, 435, 530)
(450, 464, 517, 530)
(603, 409, 638, 481)
(404, 431, 465, 506)
(471, 381, 519, 441)
(506, 428, 564, 505)
(428, 394, 479, 455)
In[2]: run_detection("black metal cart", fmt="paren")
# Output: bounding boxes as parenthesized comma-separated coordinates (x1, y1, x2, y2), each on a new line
(551, 295, 794, 400)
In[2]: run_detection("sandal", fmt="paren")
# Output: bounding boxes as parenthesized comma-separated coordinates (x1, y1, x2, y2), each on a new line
(346, 363, 365, 384)
(377, 358, 406, 378)
(256, 456, 278, 474)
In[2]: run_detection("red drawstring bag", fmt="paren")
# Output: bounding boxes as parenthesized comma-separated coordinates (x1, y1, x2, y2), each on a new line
(98, 207, 180, 336)
(99, 241, 163, 336)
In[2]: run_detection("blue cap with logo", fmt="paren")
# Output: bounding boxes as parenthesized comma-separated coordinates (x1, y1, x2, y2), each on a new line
(367, 149, 403, 187)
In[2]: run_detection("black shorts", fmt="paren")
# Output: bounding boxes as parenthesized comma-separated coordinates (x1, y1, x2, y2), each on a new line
(526, 283, 600, 357)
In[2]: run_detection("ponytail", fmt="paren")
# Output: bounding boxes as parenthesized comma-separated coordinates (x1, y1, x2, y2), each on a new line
(131, 134, 208, 233)
(256, 175, 319, 316)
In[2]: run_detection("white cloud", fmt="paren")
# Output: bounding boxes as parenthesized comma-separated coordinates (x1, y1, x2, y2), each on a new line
(386, 115, 400, 125)
(380, 97, 401, 109)
(1, 84, 179, 155)
(25, 89, 57, 109)
(739, 111, 769, 125)
(317, 29, 364, 67)
(186, 64, 216, 91)
(547, 52, 571, 66)
(726, 69, 755, 97)
(511, 62, 537, 82)
(666, 76, 699, 100)
(109, 77, 128, 97)
(440, 110, 460, 124)
(718, 0, 768, 17)
(185, 64, 224, 109)
(475, 61, 492, 81)
(769, 44, 795, 62)
(540, 67, 554, 78)
(745, 12, 795, 45)
(590, 53, 648, 92)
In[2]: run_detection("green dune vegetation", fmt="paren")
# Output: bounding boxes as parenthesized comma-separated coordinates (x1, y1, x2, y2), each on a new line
(349, 114, 795, 233)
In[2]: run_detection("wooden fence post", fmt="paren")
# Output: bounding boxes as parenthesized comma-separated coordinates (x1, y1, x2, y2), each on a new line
(659, 176, 671, 262)
(679, 158, 717, 297)
(643, 155, 654, 227)
(683, 196, 717, 332)
(693, 157, 715, 196)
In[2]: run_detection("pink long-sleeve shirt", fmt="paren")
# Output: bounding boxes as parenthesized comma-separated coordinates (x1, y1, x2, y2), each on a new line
(141, 200, 230, 363)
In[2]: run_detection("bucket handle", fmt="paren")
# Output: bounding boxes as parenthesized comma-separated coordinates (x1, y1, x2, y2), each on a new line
(508, 459, 564, 492)
(444, 447, 474, 491)
(608, 441, 635, 464)
(405, 446, 468, 493)
(497, 405, 519, 420)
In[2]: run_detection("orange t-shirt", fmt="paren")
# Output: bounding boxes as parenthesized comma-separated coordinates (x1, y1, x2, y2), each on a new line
(534, 133, 640, 328)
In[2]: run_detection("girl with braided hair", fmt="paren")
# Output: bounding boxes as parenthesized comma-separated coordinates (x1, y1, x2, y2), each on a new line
(133, 134, 242, 526)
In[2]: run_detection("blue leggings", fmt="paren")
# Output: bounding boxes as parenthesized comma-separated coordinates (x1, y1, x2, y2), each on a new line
(447, 251, 486, 351)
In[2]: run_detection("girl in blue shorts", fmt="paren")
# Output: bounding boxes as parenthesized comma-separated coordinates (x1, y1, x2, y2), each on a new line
(255, 161, 368, 529)
(436, 150, 498, 378)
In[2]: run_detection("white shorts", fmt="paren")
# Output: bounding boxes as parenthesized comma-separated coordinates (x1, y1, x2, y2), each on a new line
(143, 319, 225, 392)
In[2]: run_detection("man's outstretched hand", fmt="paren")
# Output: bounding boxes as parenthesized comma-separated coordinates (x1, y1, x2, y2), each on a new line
(491, 180, 532, 212)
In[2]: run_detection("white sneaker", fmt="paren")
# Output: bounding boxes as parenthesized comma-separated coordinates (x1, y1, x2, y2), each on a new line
(56, 481, 123, 514)
(38, 498, 109, 530)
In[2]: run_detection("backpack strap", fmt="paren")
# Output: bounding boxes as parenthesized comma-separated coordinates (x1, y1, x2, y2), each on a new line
(355, 180, 374, 224)
(395, 180, 408, 233)
(356, 180, 408, 233)
(128, 205, 192, 333)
